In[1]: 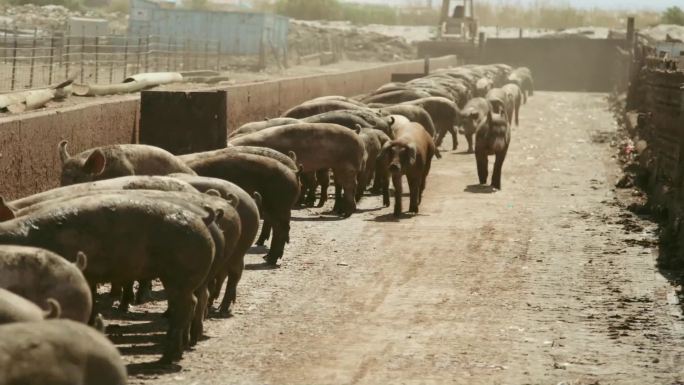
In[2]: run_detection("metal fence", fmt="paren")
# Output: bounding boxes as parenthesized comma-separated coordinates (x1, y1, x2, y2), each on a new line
(0, 31, 263, 92)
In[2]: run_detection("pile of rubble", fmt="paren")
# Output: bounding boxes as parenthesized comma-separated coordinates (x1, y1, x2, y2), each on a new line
(289, 21, 416, 62)
(0, 4, 127, 34)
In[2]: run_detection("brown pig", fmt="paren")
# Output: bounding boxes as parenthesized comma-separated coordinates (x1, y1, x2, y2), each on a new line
(0, 245, 91, 323)
(379, 121, 436, 216)
(475, 111, 511, 190)
(0, 194, 216, 363)
(0, 319, 127, 385)
(0, 288, 60, 324)
(59, 142, 195, 186)
(228, 123, 365, 217)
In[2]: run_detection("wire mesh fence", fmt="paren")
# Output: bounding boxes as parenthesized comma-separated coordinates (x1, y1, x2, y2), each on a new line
(0, 31, 260, 92)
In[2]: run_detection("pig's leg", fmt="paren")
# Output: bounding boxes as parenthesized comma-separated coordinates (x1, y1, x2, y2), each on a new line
(335, 168, 358, 217)
(218, 254, 244, 317)
(135, 280, 152, 304)
(161, 287, 196, 363)
(491, 149, 507, 190)
(391, 172, 403, 216)
(435, 127, 446, 147)
(466, 134, 474, 153)
(449, 125, 459, 150)
(256, 219, 271, 246)
(420, 157, 432, 204)
(119, 282, 135, 312)
(476, 151, 488, 185)
(317, 169, 330, 208)
(264, 209, 290, 265)
(190, 285, 209, 346)
(408, 174, 420, 213)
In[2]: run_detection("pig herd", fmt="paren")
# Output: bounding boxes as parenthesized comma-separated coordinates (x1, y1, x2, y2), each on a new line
(0, 63, 532, 384)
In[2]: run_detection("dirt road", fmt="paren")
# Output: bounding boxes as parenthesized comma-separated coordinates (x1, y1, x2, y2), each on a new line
(122, 92, 684, 385)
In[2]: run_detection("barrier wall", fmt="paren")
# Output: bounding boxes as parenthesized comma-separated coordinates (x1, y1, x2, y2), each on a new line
(482, 38, 627, 92)
(0, 55, 459, 200)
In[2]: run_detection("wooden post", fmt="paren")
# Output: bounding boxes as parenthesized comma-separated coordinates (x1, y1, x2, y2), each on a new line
(478, 32, 486, 62)
(10, 29, 17, 91)
(519, 28, 523, 38)
(28, 28, 37, 88)
(94, 36, 99, 83)
(48, 34, 55, 85)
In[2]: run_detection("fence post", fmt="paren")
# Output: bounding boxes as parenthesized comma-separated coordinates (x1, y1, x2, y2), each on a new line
(137, 36, 143, 74)
(166, 36, 171, 71)
(48, 33, 55, 85)
(94, 36, 99, 83)
(144, 35, 150, 73)
(80, 33, 85, 84)
(109, 38, 114, 84)
(10, 29, 17, 91)
(204, 40, 209, 69)
(171, 37, 177, 71)
(123, 36, 129, 79)
(28, 28, 37, 88)
(3, 22, 7, 64)
(216, 40, 221, 71)
(65, 35, 71, 79)
(185, 38, 191, 70)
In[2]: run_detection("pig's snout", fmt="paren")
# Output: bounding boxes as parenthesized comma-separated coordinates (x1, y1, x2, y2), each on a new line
(389, 163, 401, 173)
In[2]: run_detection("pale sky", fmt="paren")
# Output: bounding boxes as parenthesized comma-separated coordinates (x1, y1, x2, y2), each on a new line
(340, 0, 678, 11)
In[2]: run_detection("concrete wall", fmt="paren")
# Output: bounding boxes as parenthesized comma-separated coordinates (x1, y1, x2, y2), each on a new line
(482, 38, 627, 92)
(0, 55, 458, 200)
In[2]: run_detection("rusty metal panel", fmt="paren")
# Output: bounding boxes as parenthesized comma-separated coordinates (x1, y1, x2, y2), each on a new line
(139, 90, 227, 155)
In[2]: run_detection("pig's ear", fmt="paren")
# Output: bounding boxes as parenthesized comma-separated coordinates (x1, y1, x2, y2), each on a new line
(43, 298, 61, 319)
(252, 192, 262, 210)
(83, 150, 106, 176)
(224, 193, 239, 208)
(353, 124, 362, 134)
(486, 110, 493, 128)
(407, 143, 417, 165)
(389, 116, 396, 127)
(74, 251, 88, 271)
(0, 197, 16, 221)
(205, 189, 221, 197)
(287, 150, 297, 164)
(58, 140, 70, 164)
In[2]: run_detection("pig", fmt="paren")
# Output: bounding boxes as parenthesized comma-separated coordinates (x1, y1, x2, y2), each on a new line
(356, 126, 383, 200)
(8, 176, 198, 211)
(501, 83, 523, 126)
(180, 151, 299, 266)
(376, 105, 437, 138)
(0, 245, 91, 323)
(282, 100, 365, 119)
(228, 123, 366, 217)
(225, 145, 299, 173)
(308, 95, 368, 107)
(400, 97, 461, 151)
(508, 67, 534, 99)
(169, 174, 260, 315)
(302, 111, 374, 130)
(0, 288, 60, 324)
(361, 89, 432, 105)
(475, 111, 511, 190)
(475, 77, 493, 97)
(228, 118, 301, 139)
(486, 88, 515, 126)
(59, 142, 196, 186)
(0, 194, 216, 363)
(461, 97, 492, 153)
(379, 121, 436, 216)
(0, 319, 127, 385)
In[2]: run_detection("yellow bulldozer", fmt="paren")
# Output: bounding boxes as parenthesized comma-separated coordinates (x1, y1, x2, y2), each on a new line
(417, 0, 480, 60)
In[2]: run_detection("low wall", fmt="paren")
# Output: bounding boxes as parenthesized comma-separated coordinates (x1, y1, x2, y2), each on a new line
(0, 55, 458, 200)
(482, 38, 628, 92)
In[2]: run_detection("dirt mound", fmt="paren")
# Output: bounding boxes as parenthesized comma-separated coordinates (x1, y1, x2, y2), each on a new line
(290, 21, 416, 62)
(0, 4, 127, 35)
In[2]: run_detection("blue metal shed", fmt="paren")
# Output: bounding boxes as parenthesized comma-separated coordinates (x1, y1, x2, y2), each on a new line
(129, 0, 289, 56)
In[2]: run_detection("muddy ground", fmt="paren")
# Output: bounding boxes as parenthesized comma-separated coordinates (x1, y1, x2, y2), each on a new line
(109, 91, 684, 385)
